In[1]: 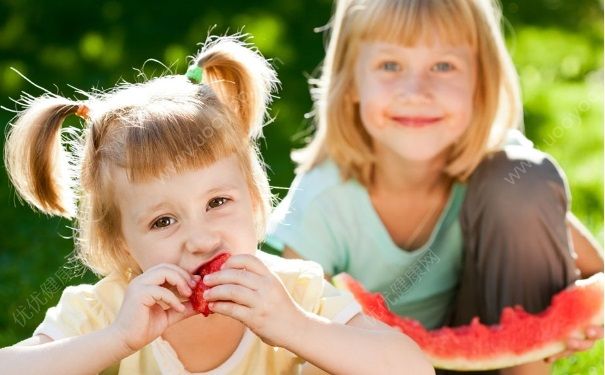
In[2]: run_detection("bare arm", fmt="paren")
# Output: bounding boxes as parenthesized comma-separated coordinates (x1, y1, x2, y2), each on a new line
(567, 212, 604, 278)
(0, 328, 133, 375)
(287, 312, 435, 375)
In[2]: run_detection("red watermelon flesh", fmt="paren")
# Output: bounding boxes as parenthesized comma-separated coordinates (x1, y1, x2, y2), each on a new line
(333, 272, 604, 370)
(190, 253, 231, 316)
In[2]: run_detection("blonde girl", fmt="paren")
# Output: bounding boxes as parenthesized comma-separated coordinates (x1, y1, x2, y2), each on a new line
(266, 1, 604, 374)
(0, 35, 433, 374)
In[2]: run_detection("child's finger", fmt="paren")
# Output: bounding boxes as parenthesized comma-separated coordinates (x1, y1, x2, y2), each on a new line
(209, 301, 250, 323)
(140, 266, 193, 297)
(567, 337, 595, 352)
(167, 301, 197, 325)
(585, 325, 604, 339)
(142, 285, 185, 312)
(203, 267, 263, 290)
(147, 262, 192, 280)
(204, 284, 257, 308)
(222, 254, 268, 276)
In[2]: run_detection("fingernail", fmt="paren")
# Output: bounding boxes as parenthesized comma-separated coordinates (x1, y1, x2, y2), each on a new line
(568, 340, 578, 349)
(189, 279, 197, 287)
(587, 328, 596, 337)
(203, 290, 209, 298)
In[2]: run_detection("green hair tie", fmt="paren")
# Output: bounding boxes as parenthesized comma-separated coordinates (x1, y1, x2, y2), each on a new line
(186, 65, 203, 84)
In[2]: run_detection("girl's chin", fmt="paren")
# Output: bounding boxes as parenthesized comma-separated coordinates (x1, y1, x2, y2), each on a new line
(383, 146, 451, 165)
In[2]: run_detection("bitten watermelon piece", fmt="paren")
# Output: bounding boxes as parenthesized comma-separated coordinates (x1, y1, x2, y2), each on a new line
(190, 253, 231, 316)
(333, 272, 604, 370)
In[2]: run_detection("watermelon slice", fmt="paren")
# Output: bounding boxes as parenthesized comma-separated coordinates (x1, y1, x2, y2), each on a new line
(333, 272, 604, 370)
(190, 253, 231, 316)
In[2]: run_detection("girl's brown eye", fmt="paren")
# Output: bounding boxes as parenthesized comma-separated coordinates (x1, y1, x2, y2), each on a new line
(208, 197, 229, 209)
(152, 217, 174, 229)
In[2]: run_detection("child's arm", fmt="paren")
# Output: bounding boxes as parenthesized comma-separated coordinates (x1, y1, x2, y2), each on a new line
(0, 263, 197, 374)
(567, 212, 604, 278)
(204, 254, 435, 375)
(0, 327, 134, 374)
(288, 311, 434, 375)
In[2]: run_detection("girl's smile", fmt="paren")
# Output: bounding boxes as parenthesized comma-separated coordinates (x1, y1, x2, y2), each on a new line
(390, 115, 444, 128)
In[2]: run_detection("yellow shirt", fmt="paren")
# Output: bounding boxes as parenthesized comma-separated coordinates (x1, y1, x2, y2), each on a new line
(33, 251, 361, 374)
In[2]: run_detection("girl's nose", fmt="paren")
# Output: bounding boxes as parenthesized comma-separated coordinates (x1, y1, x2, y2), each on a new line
(397, 71, 430, 102)
(184, 225, 222, 255)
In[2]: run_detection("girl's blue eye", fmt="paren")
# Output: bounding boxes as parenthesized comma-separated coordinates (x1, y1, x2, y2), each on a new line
(432, 62, 455, 72)
(152, 217, 175, 229)
(207, 197, 229, 210)
(381, 61, 400, 72)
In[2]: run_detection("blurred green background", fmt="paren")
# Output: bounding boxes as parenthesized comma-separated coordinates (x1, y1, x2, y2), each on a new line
(0, 0, 602, 373)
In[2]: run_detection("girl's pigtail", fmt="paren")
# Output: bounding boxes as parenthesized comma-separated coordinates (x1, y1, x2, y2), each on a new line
(192, 36, 278, 138)
(4, 96, 83, 218)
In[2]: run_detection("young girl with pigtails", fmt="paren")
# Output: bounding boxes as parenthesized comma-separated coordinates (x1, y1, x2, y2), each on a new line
(266, 0, 604, 374)
(0, 36, 433, 374)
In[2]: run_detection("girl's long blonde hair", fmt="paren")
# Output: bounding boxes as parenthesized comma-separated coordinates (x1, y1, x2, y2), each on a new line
(5, 35, 278, 279)
(294, 0, 522, 184)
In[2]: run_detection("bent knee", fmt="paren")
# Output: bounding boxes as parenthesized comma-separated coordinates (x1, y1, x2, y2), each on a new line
(465, 146, 569, 223)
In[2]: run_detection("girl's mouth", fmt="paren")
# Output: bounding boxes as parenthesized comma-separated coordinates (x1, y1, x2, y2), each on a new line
(391, 116, 443, 128)
(193, 252, 230, 276)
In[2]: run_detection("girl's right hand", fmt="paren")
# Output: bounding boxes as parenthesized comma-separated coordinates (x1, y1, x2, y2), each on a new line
(110, 263, 199, 352)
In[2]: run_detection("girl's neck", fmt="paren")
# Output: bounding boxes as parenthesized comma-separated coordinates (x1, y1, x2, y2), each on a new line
(370, 146, 451, 195)
(162, 313, 246, 372)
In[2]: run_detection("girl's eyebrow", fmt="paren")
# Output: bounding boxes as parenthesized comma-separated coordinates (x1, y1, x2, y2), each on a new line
(203, 183, 239, 196)
(135, 202, 170, 225)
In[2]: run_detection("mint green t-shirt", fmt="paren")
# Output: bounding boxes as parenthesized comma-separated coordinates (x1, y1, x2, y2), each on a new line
(266, 160, 466, 329)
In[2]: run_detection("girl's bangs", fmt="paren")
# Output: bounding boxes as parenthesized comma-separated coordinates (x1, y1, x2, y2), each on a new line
(106, 109, 241, 182)
(353, 0, 478, 48)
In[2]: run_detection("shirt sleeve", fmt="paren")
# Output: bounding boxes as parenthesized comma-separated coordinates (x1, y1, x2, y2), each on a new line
(32, 283, 114, 340)
(279, 258, 361, 325)
(314, 280, 362, 325)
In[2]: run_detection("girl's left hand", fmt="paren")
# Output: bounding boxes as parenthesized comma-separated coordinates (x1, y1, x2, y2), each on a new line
(544, 325, 603, 363)
(202, 254, 308, 347)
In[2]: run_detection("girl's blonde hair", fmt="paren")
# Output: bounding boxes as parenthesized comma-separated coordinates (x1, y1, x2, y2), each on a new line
(295, 0, 522, 184)
(5, 36, 277, 280)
